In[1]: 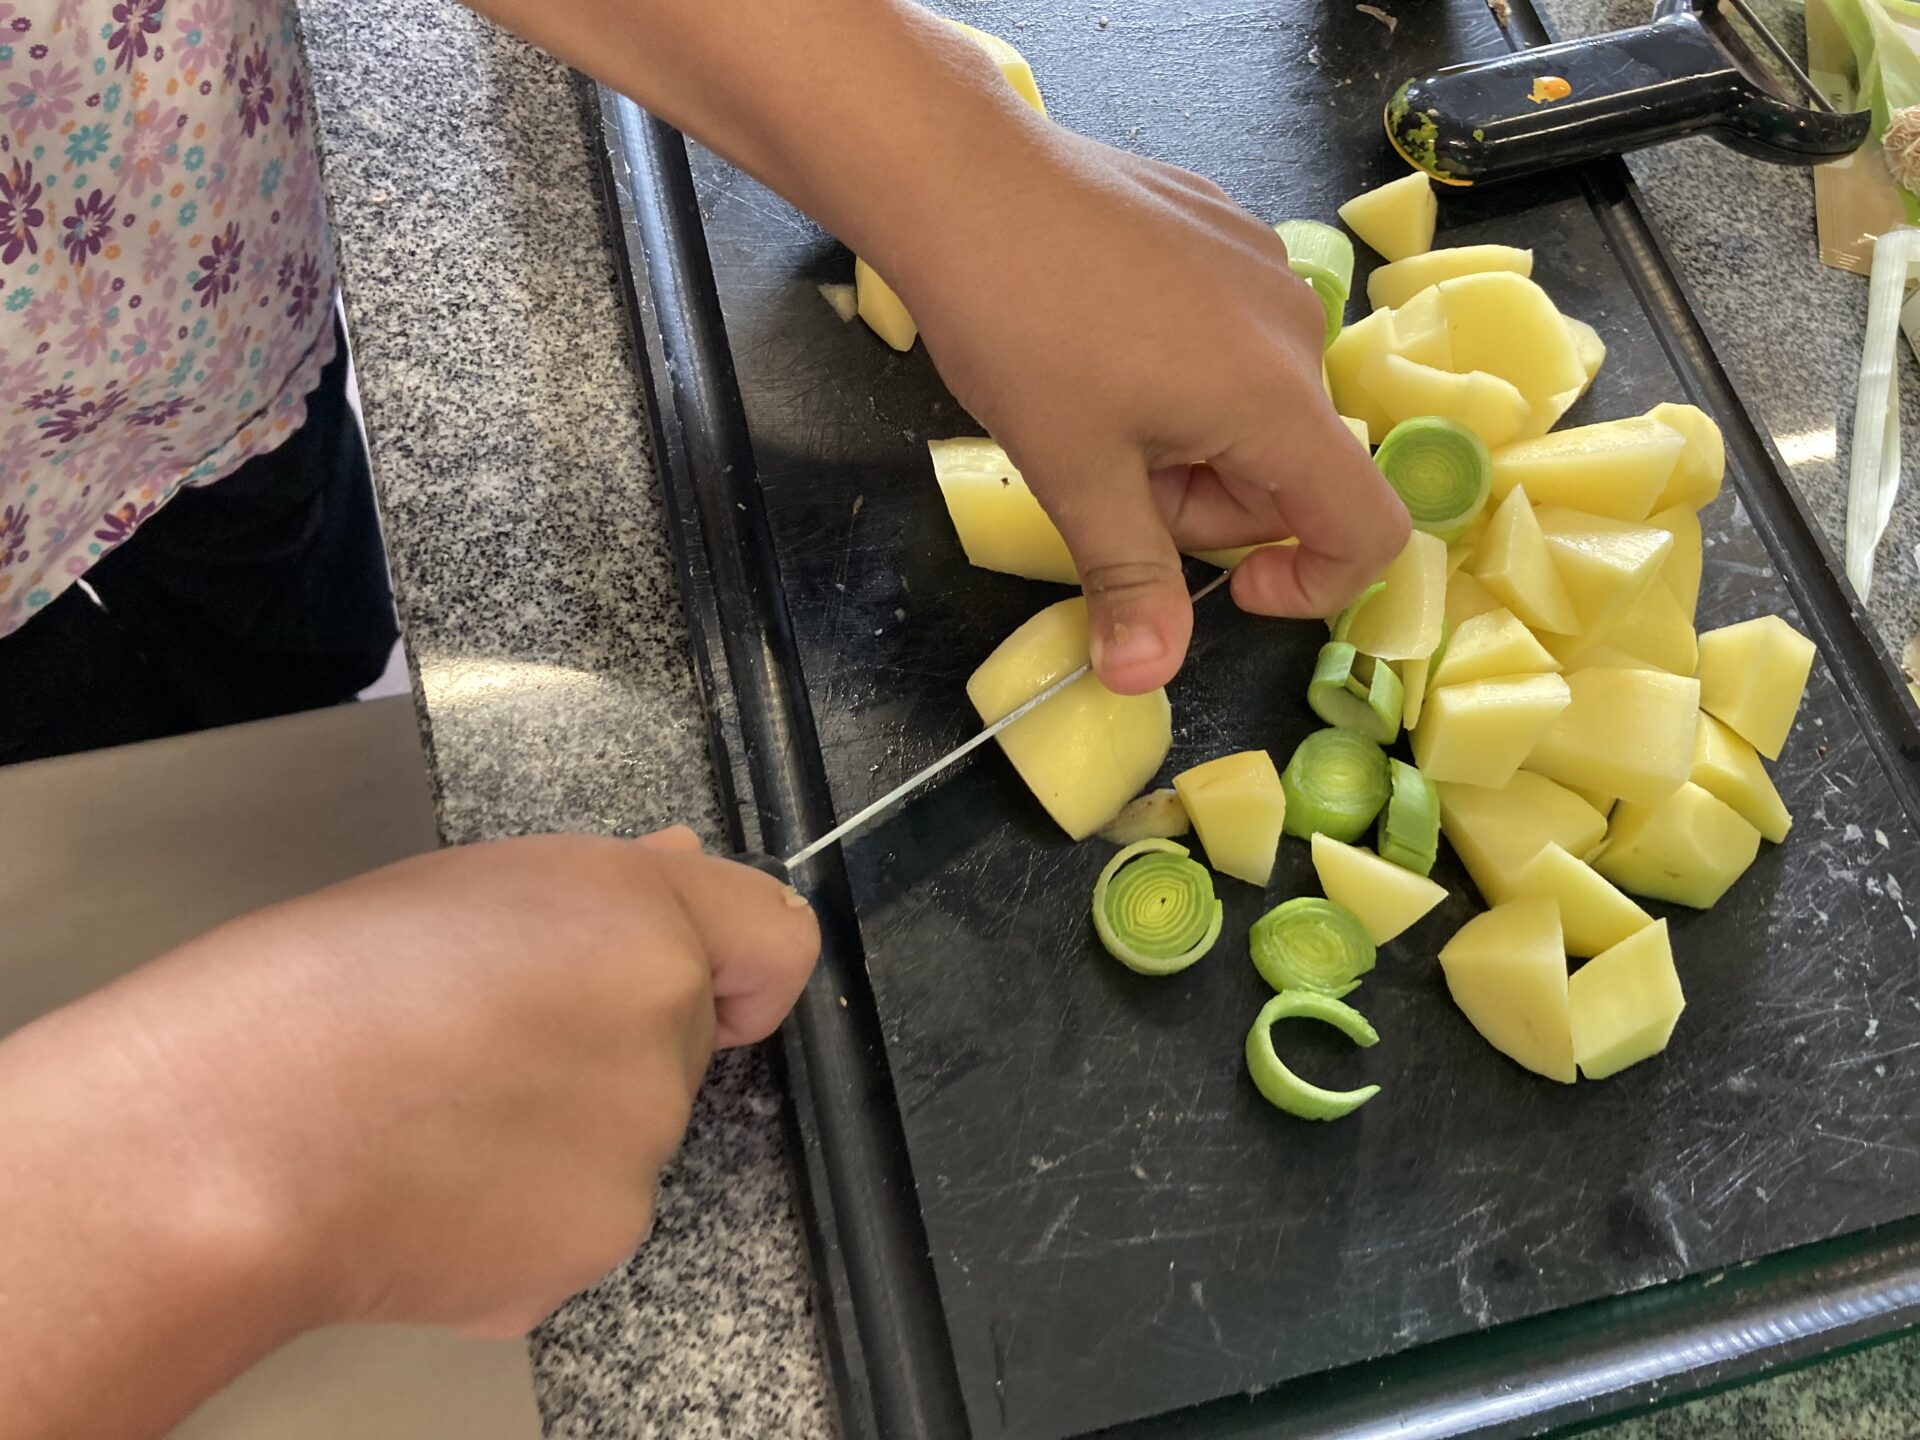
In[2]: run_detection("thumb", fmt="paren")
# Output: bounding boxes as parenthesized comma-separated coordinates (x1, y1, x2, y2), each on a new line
(1033, 448, 1192, 695)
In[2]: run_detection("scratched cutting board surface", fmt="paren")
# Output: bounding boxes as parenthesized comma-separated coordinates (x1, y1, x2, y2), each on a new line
(681, 3, 1920, 1435)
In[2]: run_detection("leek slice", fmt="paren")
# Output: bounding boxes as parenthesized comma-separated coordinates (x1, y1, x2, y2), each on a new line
(1308, 641, 1404, 743)
(1249, 896, 1377, 998)
(1281, 727, 1392, 843)
(1090, 839, 1223, 976)
(1244, 991, 1381, 1121)
(1846, 226, 1920, 599)
(1378, 758, 1441, 875)
(1329, 580, 1387, 643)
(1275, 219, 1356, 346)
(1375, 416, 1492, 544)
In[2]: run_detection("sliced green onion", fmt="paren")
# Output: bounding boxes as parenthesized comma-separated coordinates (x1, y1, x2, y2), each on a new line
(1091, 839, 1223, 976)
(1244, 991, 1381, 1121)
(1374, 417, 1491, 544)
(1281, 727, 1391, 843)
(1249, 896, 1377, 998)
(1307, 641, 1403, 743)
(1275, 219, 1355, 346)
(1377, 758, 1441, 876)
(1328, 580, 1387, 643)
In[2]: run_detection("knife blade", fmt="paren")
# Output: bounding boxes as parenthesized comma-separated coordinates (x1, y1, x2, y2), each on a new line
(741, 568, 1233, 875)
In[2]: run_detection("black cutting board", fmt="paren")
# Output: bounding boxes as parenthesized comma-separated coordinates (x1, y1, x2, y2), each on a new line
(601, 2, 1920, 1435)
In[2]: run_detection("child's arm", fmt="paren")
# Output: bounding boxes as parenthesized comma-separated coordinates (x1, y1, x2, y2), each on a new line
(0, 832, 818, 1440)
(470, 0, 1410, 695)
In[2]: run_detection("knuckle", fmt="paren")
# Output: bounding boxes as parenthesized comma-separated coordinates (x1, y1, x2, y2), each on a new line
(1079, 558, 1181, 601)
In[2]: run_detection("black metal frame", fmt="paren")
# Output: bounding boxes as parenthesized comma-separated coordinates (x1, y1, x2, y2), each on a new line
(588, 2, 1920, 1429)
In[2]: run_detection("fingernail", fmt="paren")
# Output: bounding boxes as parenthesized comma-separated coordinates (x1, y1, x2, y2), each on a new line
(782, 885, 811, 910)
(1095, 621, 1167, 674)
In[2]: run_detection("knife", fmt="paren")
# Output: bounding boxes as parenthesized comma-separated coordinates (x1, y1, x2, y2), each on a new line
(731, 569, 1233, 878)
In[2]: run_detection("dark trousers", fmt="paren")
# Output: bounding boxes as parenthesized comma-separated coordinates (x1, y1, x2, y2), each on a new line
(0, 317, 401, 767)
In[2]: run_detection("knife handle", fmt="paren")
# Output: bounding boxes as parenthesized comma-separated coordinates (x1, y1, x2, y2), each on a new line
(725, 850, 793, 881)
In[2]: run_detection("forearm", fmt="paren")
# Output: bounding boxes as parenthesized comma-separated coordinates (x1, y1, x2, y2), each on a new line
(466, 0, 1044, 281)
(0, 982, 310, 1439)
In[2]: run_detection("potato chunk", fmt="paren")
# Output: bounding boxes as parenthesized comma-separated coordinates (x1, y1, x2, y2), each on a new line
(929, 439, 1077, 585)
(1489, 417, 1685, 522)
(1471, 485, 1578, 634)
(1429, 607, 1561, 688)
(1412, 674, 1572, 788)
(1505, 842, 1652, 958)
(1645, 402, 1725, 511)
(1569, 920, 1685, 1080)
(1695, 615, 1816, 760)
(1437, 772, 1609, 906)
(1438, 273, 1588, 435)
(1365, 243, 1532, 310)
(854, 258, 916, 351)
(1439, 899, 1576, 1083)
(1174, 751, 1287, 886)
(1337, 171, 1436, 262)
(1690, 713, 1792, 843)
(968, 599, 1172, 840)
(1523, 668, 1699, 805)
(1358, 353, 1531, 449)
(1310, 833, 1448, 944)
(1594, 782, 1761, 908)
(1343, 530, 1448, 661)
(1647, 503, 1704, 621)
(1533, 507, 1674, 635)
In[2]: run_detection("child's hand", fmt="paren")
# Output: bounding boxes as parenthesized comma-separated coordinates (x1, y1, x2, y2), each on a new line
(894, 125, 1410, 695)
(12, 832, 818, 1344)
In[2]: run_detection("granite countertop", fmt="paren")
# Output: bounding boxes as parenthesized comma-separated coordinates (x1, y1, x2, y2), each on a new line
(297, 0, 1917, 1435)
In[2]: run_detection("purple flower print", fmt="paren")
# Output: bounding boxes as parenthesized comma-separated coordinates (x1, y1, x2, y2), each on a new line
(173, 0, 226, 74)
(107, 0, 165, 74)
(0, 503, 29, 568)
(236, 43, 272, 137)
(141, 226, 178, 282)
(123, 308, 176, 381)
(285, 63, 305, 137)
(128, 393, 187, 426)
(6, 62, 81, 139)
(25, 383, 73, 411)
(52, 0, 86, 56)
(60, 188, 115, 266)
(61, 270, 115, 366)
(40, 391, 122, 445)
(221, 34, 238, 85)
(205, 130, 242, 209)
(193, 221, 242, 307)
(0, 159, 45, 264)
(0, 350, 49, 399)
(45, 494, 94, 546)
(122, 101, 185, 199)
(94, 497, 157, 548)
(22, 289, 61, 334)
(285, 251, 319, 327)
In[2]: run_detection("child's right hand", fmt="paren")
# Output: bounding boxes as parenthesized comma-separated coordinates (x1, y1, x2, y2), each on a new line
(4, 831, 818, 1342)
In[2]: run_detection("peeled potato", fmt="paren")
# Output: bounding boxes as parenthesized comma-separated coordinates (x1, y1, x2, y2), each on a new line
(1695, 615, 1816, 760)
(1569, 920, 1685, 1080)
(1439, 898, 1576, 1084)
(968, 598, 1172, 841)
(1337, 171, 1436, 262)
(930, 438, 1077, 585)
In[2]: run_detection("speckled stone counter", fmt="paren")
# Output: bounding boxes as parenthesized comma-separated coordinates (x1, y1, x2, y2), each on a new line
(296, 0, 1916, 1435)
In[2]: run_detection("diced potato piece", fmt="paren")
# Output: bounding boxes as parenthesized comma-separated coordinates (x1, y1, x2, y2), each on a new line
(1648, 503, 1704, 621)
(1343, 530, 1447, 660)
(1310, 833, 1448, 944)
(968, 598, 1172, 840)
(1445, 568, 1503, 628)
(929, 438, 1077, 585)
(1340, 415, 1372, 449)
(946, 19, 1048, 114)
(1489, 417, 1686, 521)
(1365, 243, 1533, 310)
(1325, 307, 1400, 442)
(1691, 712, 1792, 843)
(1534, 507, 1674, 635)
(1438, 772, 1609, 905)
(1173, 751, 1287, 886)
(1523, 668, 1700, 805)
(1438, 273, 1588, 435)
(1569, 785, 1616, 819)
(1398, 654, 1431, 728)
(1471, 485, 1579, 634)
(1695, 615, 1816, 760)
(1412, 674, 1572, 787)
(1429, 607, 1561, 688)
(1358, 353, 1531, 450)
(1338, 171, 1436, 262)
(1594, 576, 1697, 675)
(817, 282, 858, 323)
(1390, 286, 1452, 368)
(1506, 842, 1652, 958)
(1569, 920, 1685, 1080)
(1565, 317, 1607, 382)
(1645, 402, 1725, 511)
(1439, 899, 1576, 1083)
(1537, 632, 1659, 673)
(1097, 788, 1191, 846)
(1595, 782, 1761, 908)
(855, 258, 916, 351)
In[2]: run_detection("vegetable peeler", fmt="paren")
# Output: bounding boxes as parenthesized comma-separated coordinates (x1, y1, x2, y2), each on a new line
(1386, 0, 1870, 187)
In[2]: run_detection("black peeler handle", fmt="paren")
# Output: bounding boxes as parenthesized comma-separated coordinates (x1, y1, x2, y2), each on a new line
(1386, 2, 1868, 187)
(727, 850, 793, 881)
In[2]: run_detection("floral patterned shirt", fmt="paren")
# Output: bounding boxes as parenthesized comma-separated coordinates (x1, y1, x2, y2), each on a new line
(0, 0, 336, 638)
